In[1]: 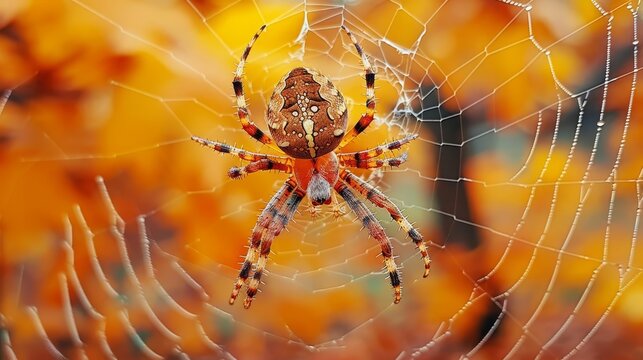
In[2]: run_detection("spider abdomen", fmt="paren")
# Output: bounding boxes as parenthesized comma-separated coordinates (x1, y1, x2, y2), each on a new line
(267, 67, 348, 159)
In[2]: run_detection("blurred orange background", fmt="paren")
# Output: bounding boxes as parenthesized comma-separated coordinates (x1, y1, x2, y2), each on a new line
(1, 0, 642, 359)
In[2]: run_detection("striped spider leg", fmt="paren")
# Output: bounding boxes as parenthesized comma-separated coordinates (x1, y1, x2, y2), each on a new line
(334, 182, 403, 303)
(191, 136, 293, 178)
(233, 25, 281, 151)
(338, 25, 376, 149)
(337, 134, 417, 169)
(339, 169, 431, 277)
(231, 178, 300, 308)
(243, 186, 305, 308)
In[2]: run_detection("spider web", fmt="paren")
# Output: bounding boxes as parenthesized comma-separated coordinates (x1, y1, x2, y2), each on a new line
(2, 0, 643, 358)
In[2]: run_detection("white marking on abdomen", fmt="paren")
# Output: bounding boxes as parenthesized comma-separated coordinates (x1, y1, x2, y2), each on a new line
(302, 119, 316, 157)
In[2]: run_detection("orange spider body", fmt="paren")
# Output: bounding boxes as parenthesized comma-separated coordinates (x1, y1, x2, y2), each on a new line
(293, 153, 339, 205)
(192, 25, 431, 309)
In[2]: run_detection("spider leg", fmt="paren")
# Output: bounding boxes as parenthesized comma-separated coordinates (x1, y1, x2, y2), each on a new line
(228, 159, 293, 179)
(339, 169, 431, 277)
(192, 136, 293, 178)
(244, 188, 305, 308)
(229, 178, 297, 305)
(233, 25, 281, 151)
(339, 152, 408, 169)
(338, 134, 418, 162)
(192, 136, 291, 163)
(339, 26, 376, 149)
(334, 181, 402, 304)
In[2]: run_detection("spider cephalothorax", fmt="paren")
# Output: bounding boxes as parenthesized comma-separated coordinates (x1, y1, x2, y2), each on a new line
(192, 25, 431, 309)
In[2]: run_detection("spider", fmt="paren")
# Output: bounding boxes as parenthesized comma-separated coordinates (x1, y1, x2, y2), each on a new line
(192, 25, 431, 309)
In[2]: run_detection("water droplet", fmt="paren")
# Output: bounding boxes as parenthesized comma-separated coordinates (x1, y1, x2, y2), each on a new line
(633, 40, 639, 46)
(597, 120, 605, 127)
